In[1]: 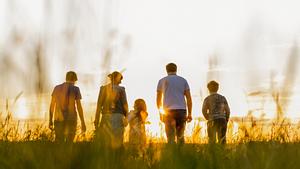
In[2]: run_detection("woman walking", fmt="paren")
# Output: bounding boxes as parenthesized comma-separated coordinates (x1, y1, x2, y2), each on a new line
(94, 71, 128, 148)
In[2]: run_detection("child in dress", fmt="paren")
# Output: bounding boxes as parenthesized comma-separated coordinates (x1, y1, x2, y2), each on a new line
(128, 99, 148, 152)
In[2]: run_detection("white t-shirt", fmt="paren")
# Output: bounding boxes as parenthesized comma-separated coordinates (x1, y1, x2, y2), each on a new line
(157, 74, 190, 110)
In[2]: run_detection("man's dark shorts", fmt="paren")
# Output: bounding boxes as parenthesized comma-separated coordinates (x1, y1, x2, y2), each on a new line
(164, 109, 187, 143)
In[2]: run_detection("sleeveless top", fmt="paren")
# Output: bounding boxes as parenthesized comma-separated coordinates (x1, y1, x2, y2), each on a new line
(97, 84, 127, 115)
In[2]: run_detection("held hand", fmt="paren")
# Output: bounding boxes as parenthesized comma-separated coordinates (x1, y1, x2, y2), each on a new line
(158, 107, 166, 123)
(186, 115, 192, 123)
(123, 117, 128, 127)
(49, 120, 54, 130)
(81, 123, 87, 133)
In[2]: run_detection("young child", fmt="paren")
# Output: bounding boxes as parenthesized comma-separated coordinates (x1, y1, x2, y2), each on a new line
(202, 80, 230, 144)
(128, 99, 148, 149)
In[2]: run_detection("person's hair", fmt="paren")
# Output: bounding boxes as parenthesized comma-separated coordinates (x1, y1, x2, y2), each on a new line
(166, 63, 177, 73)
(66, 71, 78, 82)
(108, 71, 123, 83)
(207, 80, 219, 93)
(134, 99, 147, 112)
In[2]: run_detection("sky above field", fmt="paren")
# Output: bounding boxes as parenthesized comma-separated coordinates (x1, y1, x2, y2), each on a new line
(1, 0, 300, 129)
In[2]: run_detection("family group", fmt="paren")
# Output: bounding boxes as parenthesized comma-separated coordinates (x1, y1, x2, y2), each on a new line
(49, 63, 230, 148)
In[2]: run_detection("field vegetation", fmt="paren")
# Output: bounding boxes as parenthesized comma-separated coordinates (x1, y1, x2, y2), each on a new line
(0, 111, 300, 169)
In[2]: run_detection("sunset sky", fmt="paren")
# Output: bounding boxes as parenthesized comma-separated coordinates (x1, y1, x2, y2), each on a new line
(1, 0, 300, 129)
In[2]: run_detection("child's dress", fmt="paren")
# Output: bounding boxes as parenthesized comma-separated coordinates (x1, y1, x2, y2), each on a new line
(128, 110, 147, 146)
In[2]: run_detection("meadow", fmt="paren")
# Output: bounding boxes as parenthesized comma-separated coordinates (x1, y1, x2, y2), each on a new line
(1, 141, 300, 169)
(1, 112, 300, 169)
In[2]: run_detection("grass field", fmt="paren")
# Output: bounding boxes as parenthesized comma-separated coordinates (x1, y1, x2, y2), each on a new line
(0, 115, 300, 169)
(0, 141, 300, 169)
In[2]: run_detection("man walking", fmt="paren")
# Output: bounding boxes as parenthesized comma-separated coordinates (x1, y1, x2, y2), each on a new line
(156, 63, 192, 144)
(202, 80, 230, 144)
(49, 71, 86, 142)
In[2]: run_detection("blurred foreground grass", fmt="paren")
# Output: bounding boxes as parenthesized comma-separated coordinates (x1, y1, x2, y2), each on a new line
(0, 142, 299, 169)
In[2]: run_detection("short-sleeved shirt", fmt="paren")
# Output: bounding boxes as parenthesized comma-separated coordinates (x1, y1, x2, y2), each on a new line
(157, 74, 190, 110)
(202, 93, 228, 120)
(97, 84, 128, 115)
(51, 82, 82, 121)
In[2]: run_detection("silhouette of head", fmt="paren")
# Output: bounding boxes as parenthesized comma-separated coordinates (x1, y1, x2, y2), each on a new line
(108, 71, 123, 85)
(134, 99, 147, 112)
(166, 63, 177, 73)
(207, 80, 219, 93)
(66, 71, 78, 83)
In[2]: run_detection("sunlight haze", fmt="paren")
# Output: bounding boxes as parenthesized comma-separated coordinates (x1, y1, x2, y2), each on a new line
(1, 0, 300, 136)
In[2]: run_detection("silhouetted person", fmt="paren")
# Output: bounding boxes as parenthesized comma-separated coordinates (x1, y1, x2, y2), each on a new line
(156, 63, 192, 144)
(49, 71, 86, 142)
(128, 99, 148, 155)
(94, 71, 128, 148)
(202, 80, 230, 144)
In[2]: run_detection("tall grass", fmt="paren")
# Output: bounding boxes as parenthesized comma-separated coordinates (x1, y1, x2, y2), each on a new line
(1, 111, 300, 143)
(1, 102, 300, 169)
(0, 141, 300, 169)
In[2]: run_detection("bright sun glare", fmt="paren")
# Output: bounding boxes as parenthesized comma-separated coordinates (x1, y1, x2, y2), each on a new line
(15, 97, 29, 119)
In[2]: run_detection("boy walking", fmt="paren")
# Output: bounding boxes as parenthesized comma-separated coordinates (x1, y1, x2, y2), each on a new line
(202, 81, 230, 144)
(49, 71, 86, 142)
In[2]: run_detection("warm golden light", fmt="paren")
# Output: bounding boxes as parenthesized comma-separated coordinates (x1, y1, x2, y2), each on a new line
(1, 0, 300, 144)
(15, 97, 29, 119)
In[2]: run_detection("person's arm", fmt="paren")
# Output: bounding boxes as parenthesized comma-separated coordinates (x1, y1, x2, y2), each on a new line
(94, 87, 103, 128)
(76, 99, 86, 132)
(123, 102, 129, 117)
(141, 111, 148, 123)
(157, 80, 165, 122)
(49, 96, 55, 129)
(156, 79, 163, 110)
(156, 91, 163, 109)
(121, 87, 129, 117)
(157, 91, 165, 122)
(202, 98, 209, 120)
(224, 97, 230, 122)
(184, 89, 193, 122)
